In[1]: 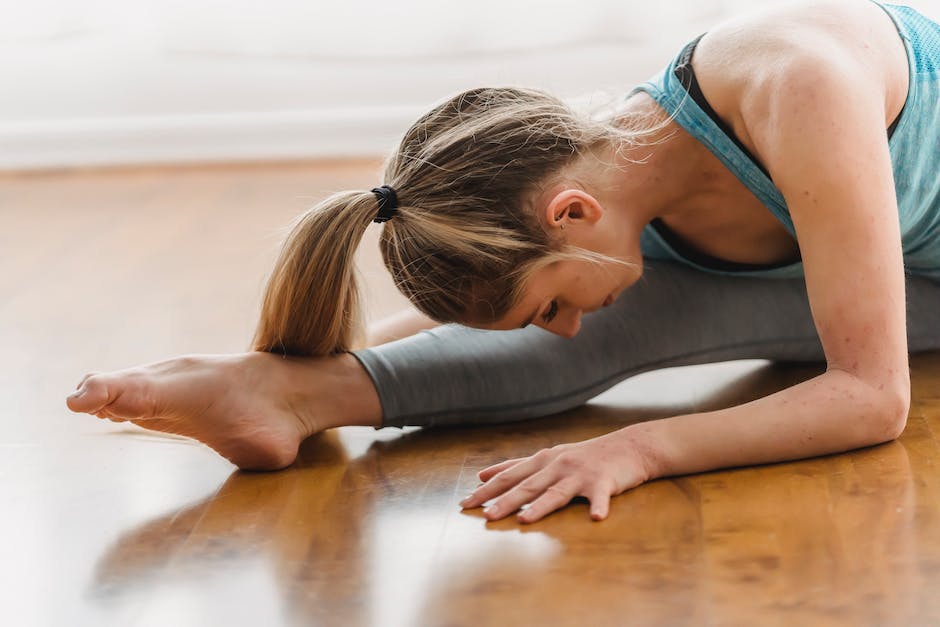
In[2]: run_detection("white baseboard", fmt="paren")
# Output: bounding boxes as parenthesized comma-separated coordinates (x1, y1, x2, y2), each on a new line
(0, 106, 425, 171)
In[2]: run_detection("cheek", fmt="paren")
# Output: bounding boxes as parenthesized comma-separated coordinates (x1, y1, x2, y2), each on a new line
(569, 270, 606, 304)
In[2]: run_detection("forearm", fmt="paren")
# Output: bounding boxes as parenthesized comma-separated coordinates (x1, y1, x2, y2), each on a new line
(366, 309, 442, 347)
(626, 369, 908, 480)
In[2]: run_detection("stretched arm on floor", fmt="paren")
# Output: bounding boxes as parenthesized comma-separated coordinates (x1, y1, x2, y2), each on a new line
(462, 48, 910, 523)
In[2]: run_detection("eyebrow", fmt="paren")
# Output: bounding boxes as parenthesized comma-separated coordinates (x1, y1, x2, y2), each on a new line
(519, 305, 541, 329)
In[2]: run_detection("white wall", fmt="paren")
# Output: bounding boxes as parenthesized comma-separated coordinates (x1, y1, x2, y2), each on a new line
(1, 0, 937, 171)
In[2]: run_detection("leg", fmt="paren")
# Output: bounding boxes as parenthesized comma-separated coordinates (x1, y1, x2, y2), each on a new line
(353, 260, 940, 428)
(66, 260, 940, 469)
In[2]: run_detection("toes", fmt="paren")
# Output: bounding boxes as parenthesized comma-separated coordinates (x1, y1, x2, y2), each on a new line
(95, 409, 125, 423)
(131, 418, 177, 432)
(67, 375, 112, 414)
(77, 372, 100, 390)
(68, 372, 163, 421)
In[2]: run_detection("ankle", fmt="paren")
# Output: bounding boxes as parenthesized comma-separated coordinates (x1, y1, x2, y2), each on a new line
(279, 352, 383, 435)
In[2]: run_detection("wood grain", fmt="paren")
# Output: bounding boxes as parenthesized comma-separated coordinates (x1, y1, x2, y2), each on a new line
(2, 161, 939, 627)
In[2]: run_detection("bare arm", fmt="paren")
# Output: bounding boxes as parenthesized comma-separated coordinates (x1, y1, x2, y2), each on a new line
(365, 309, 442, 347)
(638, 51, 910, 477)
(461, 45, 912, 523)
(625, 367, 902, 482)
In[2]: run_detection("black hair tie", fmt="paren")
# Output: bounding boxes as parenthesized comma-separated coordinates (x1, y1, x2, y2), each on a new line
(371, 185, 399, 223)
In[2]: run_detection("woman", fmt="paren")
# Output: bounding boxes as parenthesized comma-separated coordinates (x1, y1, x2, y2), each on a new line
(67, 0, 940, 523)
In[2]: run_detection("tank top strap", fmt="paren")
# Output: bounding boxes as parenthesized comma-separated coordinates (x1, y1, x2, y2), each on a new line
(628, 37, 796, 239)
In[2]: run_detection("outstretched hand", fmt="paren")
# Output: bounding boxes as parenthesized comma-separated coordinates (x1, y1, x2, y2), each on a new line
(459, 428, 656, 523)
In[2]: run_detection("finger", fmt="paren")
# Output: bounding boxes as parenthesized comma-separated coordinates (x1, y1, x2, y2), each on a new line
(516, 478, 581, 524)
(477, 457, 525, 482)
(587, 484, 612, 521)
(461, 453, 549, 509)
(481, 467, 564, 521)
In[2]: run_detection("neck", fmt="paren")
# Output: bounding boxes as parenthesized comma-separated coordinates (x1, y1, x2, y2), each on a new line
(564, 130, 710, 249)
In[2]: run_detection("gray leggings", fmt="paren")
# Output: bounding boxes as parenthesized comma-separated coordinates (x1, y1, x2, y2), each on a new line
(351, 260, 940, 429)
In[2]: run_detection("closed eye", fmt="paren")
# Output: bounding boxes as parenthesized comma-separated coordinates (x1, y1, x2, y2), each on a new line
(542, 299, 558, 324)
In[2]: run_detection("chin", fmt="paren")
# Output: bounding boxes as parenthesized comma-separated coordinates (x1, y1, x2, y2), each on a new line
(630, 256, 645, 279)
(618, 259, 644, 293)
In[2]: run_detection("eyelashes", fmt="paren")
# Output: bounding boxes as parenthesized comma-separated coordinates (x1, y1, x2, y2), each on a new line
(542, 299, 558, 324)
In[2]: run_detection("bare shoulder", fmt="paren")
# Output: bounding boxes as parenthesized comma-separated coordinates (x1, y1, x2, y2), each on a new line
(691, 5, 914, 398)
(692, 0, 909, 159)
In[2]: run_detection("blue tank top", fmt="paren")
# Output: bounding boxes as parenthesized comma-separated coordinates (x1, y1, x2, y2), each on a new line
(630, 1, 940, 280)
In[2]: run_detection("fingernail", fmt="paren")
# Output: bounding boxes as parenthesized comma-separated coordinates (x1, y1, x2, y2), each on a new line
(483, 506, 496, 516)
(68, 388, 86, 399)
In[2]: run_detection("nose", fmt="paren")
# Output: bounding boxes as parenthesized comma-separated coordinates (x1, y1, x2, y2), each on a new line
(541, 308, 582, 338)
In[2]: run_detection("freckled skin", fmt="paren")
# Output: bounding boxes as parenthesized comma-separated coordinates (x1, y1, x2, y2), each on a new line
(63, 0, 917, 522)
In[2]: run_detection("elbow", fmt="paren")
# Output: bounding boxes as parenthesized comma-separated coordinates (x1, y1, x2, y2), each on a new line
(835, 367, 911, 443)
(881, 393, 910, 442)
(873, 378, 911, 443)
(829, 362, 911, 444)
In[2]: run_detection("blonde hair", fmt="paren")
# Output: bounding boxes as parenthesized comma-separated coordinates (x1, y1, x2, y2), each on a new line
(252, 86, 668, 356)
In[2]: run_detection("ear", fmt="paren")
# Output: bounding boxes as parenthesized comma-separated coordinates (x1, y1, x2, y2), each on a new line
(542, 188, 604, 232)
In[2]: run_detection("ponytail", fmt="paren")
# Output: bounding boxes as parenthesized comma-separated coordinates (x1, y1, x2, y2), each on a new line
(252, 191, 377, 357)
(254, 87, 653, 346)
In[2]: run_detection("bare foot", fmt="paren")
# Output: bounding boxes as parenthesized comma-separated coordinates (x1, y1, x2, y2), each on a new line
(66, 352, 381, 470)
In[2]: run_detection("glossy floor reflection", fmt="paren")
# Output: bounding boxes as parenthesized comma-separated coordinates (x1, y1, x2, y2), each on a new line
(3, 162, 940, 626)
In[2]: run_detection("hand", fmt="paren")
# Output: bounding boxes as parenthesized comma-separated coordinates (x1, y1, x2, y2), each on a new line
(459, 428, 655, 523)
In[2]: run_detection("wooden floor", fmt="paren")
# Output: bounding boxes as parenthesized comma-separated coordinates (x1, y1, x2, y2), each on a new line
(3, 160, 940, 627)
